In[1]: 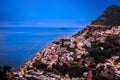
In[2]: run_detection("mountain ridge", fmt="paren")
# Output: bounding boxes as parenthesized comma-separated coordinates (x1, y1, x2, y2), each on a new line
(91, 5, 120, 26)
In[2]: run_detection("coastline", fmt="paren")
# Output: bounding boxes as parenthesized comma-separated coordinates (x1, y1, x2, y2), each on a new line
(0, 27, 81, 68)
(19, 25, 120, 79)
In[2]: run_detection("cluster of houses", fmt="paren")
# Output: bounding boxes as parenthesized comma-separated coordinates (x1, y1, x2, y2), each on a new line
(5, 25, 120, 80)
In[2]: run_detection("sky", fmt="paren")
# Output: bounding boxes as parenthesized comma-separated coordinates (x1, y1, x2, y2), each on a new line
(0, 0, 120, 27)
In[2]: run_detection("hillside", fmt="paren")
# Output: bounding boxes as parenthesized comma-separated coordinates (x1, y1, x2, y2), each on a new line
(0, 5, 120, 80)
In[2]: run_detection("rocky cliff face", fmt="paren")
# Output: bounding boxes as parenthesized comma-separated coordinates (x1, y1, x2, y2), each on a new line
(91, 5, 120, 26)
(74, 5, 120, 38)
(1, 5, 120, 80)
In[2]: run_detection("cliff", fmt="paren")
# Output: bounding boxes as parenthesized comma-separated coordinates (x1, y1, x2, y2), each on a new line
(91, 5, 120, 26)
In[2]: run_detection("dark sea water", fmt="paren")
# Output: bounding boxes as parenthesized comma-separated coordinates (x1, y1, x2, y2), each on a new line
(0, 27, 81, 68)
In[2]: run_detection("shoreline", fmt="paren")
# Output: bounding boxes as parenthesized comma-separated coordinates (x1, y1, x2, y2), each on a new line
(0, 27, 81, 68)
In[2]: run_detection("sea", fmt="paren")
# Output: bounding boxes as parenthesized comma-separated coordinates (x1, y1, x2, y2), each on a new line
(0, 27, 81, 68)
